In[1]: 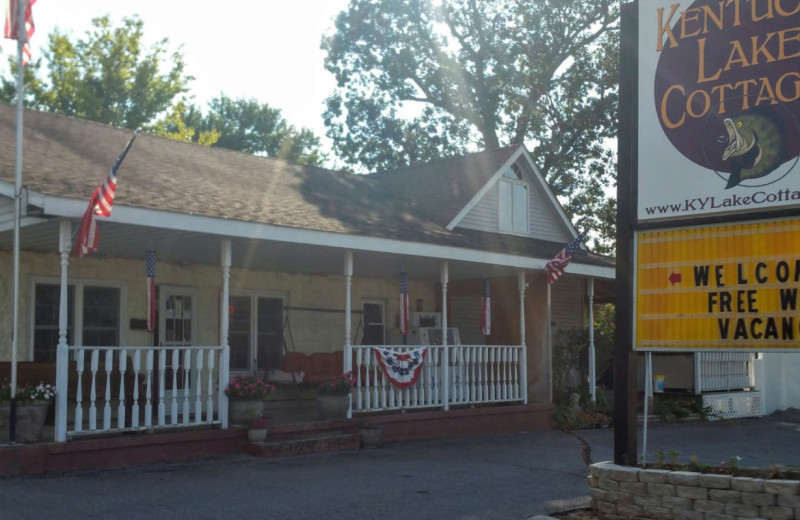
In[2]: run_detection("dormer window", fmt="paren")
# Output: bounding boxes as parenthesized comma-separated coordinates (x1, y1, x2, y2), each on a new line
(499, 167, 528, 234)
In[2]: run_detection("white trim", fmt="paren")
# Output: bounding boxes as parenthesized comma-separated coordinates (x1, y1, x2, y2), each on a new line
(28, 275, 128, 360)
(446, 146, 526, 230)
(0, 216, 47, 232)
(25, 187, 611, 278)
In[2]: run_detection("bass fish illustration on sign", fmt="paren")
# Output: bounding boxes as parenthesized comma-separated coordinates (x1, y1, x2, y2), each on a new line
(651, 0, 800, 192)
(720, 108, 787, 189)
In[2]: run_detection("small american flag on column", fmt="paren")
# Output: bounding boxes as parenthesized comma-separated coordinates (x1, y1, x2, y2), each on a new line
(481, 279, 491, 336)
(399, 272, 409, 335)
(145, 250, 156, 332)
(545, 230, 588, 284)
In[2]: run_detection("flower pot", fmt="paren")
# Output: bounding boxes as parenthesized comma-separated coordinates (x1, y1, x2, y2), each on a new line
(228, 399, 264, 426)
(316, 394, 350, 420)
(247, 428, 268, 442)
(358, 424, 383, 449)
(0, 401, 50, 443)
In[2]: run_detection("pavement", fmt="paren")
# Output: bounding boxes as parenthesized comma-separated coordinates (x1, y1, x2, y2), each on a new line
(1, 412, 799, 520)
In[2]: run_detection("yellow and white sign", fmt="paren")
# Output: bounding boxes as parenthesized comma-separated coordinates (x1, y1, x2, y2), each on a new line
(635, 218, 800, 351)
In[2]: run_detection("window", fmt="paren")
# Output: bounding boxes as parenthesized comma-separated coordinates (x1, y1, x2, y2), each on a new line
(32, 281, 123, 362)
(362, 300, 385, 345)
(228, 292, 284, 372)
(499, 175, 528, 234)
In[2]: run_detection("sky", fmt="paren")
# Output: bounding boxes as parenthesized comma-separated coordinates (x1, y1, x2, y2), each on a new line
(1, 0, 350, 145)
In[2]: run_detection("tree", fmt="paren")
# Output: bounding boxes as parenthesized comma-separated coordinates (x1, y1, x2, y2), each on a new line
(322, 0, 619, 252)
(1, 15, 191, 129)
(147, 101, 220, 146)
(183, 94, 325, 167)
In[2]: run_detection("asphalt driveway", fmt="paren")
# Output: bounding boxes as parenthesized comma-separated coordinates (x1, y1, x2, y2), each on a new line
(2, 413, 799, 520)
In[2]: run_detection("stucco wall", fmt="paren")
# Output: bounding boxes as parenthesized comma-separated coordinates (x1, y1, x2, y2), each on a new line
(0, 250, 435, 361)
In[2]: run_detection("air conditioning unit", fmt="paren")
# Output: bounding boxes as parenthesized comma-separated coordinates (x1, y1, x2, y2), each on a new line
(411, 312, 441, 328)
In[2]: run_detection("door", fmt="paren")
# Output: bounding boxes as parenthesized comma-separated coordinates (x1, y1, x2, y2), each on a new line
(228, 292, 284, 374)
(362, 300, 386, 345)
(159, 287, 198, 415)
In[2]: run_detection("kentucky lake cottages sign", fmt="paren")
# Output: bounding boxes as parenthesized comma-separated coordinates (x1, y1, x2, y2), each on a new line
(625, 0, 800, 352)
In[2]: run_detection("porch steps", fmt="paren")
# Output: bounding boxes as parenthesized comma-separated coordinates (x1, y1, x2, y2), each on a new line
(244, 431, 361, 458)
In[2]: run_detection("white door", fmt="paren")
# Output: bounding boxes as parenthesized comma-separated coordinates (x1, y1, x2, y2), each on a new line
(159, 287, 198, 419)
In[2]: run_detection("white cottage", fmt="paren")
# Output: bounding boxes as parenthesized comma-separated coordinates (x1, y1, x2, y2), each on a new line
(0, 104, 614, 451)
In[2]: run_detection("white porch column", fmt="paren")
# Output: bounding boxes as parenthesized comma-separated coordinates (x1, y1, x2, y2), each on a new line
(441, 261, 449, 410)
(218, 238, 231, 428)
(344, 250, 353, 419)
(546, 278, 553, 403)
(518, 271, 528, 404)
(55, 220, 72, 442)
(588, 277, 596, 402)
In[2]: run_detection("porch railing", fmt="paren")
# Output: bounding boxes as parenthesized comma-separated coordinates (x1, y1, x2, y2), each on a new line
(55, 345, 226, 439)
(695, 352, 755, 393)
(350, 344, 525, 413)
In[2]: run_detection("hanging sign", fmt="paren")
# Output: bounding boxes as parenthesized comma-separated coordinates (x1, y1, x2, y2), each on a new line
(635, 218, 800, 351)
(637, 0, 800, 222)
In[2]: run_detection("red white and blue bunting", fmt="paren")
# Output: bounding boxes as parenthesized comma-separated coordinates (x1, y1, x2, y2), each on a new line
(373, 347, 427, 389)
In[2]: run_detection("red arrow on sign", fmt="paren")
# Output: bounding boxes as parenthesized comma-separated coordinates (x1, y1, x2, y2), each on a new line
(668, 272, 682, 285)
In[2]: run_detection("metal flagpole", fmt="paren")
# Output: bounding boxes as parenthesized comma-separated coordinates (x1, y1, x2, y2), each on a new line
(9, 0, 29, 445)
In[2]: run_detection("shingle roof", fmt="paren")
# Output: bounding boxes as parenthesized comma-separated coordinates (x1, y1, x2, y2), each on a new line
(0, 104, 612, 268)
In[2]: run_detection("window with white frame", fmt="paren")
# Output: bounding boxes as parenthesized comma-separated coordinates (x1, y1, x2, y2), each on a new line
(362, 300, 385, 346)
(32, 280, 124, 362)
(228, 291, 285, 372)
(498, 168, 528, 234)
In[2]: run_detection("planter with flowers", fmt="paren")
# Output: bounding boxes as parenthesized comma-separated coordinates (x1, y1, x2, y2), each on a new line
(316, 371, 355, 420)
(247, 417, 269, 442)
(0, 377, 56, 443)
(224, 374, 274, 426)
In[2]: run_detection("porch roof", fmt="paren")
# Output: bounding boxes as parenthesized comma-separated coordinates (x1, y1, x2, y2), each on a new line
(0, 104, 614, 279)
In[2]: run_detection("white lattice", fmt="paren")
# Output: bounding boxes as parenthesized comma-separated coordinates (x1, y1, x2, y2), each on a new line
(703, 391, 762, 420)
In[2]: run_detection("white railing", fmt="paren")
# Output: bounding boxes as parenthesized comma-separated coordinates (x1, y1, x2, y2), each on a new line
(56, 345, 226, 439)
(695, 352, 755, 393)
(350, 344, 525, 413)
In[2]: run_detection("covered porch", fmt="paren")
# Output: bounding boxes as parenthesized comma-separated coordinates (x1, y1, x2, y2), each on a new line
(2, 213, 609, 443)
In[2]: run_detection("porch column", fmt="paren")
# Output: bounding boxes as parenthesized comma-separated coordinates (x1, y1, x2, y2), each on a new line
(344, 250, 353, 419)
(588, 277, 596, 402)
(218, 238, 231, 428)
(441, 261, 449, 410)
(55, 220, 72, 442)
(518, 271, 528, 404)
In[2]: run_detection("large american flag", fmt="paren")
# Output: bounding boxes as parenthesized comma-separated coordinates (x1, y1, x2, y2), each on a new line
(75, 130, 139, 258)
(146, 250, 156, 332)
(399, 272, 409, 335)
(4, 0, 36, 65)
(545, 231, 588, 284)
(481, 279, 491, 336)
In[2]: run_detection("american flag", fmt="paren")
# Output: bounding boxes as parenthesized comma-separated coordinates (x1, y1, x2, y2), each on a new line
(481, 279, 491, 336)
(545, 231, 588, 284)
(74, 130, 139, 258)
(4, 0, 36, 65)
(399, 272, 409, 335)
(146, 250, 156, 332)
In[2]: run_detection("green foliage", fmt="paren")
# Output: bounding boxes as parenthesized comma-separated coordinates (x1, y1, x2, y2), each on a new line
(147, 101, 220, 146)
(182, 94, 326, 166)
(2, 15, 191, 129)
(653, 394, 709, 423)
(554, 404, 578, 431)
(323, 0, 620, 251)
(552, 304, 615, 402)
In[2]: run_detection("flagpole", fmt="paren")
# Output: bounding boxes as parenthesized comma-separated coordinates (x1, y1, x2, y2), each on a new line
(9, 0, 28, 444)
